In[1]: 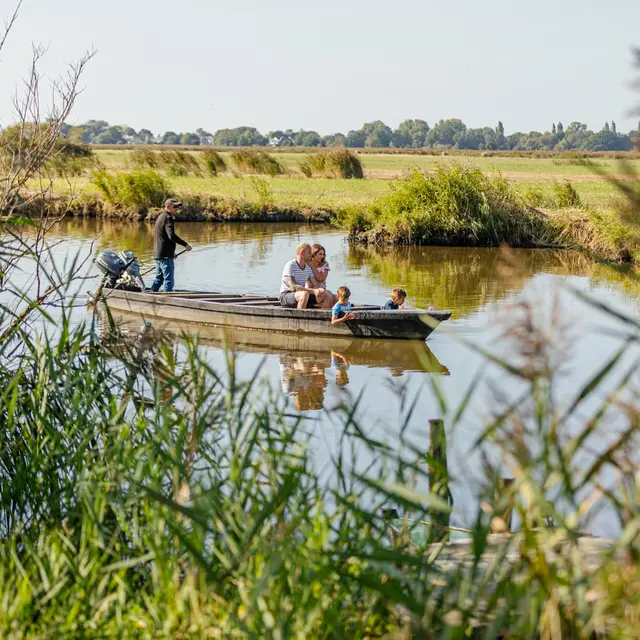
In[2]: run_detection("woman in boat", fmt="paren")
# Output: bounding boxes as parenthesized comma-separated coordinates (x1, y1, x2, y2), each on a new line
(306, 244, 335, 305)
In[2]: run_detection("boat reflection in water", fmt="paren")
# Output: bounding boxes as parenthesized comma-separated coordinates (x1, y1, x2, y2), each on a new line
(277, 339, 449, 410)
(105, 310, 449, 411)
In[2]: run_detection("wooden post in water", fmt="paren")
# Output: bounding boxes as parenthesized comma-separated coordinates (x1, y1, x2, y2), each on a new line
(428, 418, 453, 538)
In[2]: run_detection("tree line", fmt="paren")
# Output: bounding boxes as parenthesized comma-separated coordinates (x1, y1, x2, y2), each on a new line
(64, 118, 640, 152)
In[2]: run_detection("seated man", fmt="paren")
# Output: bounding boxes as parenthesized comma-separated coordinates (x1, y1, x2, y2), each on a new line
(279, 242, 333, 309)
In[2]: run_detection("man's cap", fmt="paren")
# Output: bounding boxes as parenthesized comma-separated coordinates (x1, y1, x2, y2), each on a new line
(164, 198, 183, 208)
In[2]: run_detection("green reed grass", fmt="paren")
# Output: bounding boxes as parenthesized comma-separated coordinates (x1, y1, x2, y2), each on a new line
(129, 147, 160, 169)
(201, 148, 227, 176)
(230, 149, 284, 177)
(159, 149, 202, 177)
(90, 168, 169, 209)
(299, 149, 364, 179)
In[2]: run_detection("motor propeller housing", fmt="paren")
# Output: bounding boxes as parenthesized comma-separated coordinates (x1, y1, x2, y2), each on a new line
(95, 249, 144, 290)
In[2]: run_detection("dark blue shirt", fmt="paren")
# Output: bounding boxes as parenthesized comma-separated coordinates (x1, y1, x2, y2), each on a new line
(381, 299, 399, 310)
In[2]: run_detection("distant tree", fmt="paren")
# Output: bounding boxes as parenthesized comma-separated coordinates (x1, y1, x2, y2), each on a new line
(454, 128, 485, 150)
(80, 119, 109, 143)
(345, 129, 366, 148)
(552, 123, 557, 134)
(425, 118, 467, 147)
(612, 120, 617, 134)
(496, 121, 504, 136)
(581, 130, 630, 151)
(557, 122, 564, 134)
(322, 133, 345, 147)
(213, 127, 267, 146)
(196, 128, 213, 145)
(93, 126, 125, 144)
(180, 133, 200, 145)
(603, 122, 610, 133)
(393, 119, 429, 148)
(292, 130, 322, 147)
(360, 121, 393, 147)
(137, 128, 155, 144)
(160, 131, 180, 145)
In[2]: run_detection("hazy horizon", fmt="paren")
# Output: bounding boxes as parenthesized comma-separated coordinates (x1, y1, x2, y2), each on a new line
(1, 0, 639, 135)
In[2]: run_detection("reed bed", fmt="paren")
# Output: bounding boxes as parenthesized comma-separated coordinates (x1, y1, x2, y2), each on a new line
(0, 248, 637, 636)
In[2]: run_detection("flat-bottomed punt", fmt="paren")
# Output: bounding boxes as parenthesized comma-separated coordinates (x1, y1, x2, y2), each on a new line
(101, 289, 451, 340)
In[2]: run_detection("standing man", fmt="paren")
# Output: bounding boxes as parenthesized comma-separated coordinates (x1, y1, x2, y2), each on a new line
(279, 242, 332, 309)
(151, 198, 192, 292)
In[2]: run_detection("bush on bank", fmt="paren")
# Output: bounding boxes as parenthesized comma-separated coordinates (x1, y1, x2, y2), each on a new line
(337, 163, 640, 262)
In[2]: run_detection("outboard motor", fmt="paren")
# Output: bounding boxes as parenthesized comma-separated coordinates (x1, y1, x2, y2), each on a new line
(95, 249, 144, 290)
(95, 249, 126, 288)
(118, 250, 145, 290)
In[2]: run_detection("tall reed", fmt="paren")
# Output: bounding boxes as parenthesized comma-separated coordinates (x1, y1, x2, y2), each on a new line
(90, 168, 169, 209)
(299, 148, 363, 179)
(159, 149, 202, 177)
(230, 149, 284, 176)
(201, 148, 227, 176)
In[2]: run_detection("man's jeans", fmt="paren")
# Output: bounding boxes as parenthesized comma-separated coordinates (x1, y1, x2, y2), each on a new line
(151, 258, 175, 292)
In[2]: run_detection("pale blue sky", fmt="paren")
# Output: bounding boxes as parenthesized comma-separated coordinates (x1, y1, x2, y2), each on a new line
(2, 0, 639, 134)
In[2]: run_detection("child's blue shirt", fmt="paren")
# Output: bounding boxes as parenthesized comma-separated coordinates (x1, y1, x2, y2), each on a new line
(332, 301, 352, 317)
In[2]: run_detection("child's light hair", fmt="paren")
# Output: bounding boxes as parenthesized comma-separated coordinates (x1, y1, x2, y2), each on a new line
(392, 287, 407, 300)
(337, 285, 351, 300)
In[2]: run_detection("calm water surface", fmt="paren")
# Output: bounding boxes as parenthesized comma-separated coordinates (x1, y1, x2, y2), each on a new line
(35, 220, 640, 535)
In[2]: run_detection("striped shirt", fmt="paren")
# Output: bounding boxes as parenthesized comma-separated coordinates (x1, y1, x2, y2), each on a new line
(280, 259, 313, 294)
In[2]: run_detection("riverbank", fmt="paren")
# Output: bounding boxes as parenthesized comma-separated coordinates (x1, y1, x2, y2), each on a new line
(338, 165, 639, 262)
(10, 159, 640, 263)
(16, 193, 334, 224)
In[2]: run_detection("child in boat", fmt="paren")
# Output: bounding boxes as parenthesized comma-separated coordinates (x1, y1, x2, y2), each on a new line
(381, 287, 407, 310)
(331, 285, 355, 325)
(306, 244, 333, 305)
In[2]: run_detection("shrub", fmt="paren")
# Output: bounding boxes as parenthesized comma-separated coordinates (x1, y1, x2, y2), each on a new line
(340, 163, 552, 246)
(201, 148, 227, 176)
(230, 149, 284, 176)
(299, 148, 363, 179)
(90, 168, 169, 209)
(159, 149, 202, 177)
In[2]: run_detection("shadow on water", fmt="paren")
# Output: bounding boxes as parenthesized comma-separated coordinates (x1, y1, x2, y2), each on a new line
(105, 311, 449, 411)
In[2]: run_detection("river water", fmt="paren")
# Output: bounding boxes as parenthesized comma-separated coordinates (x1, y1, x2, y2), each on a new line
(20, 219, 640, 536)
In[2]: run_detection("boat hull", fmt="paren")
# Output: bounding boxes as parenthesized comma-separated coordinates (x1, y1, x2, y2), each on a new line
(101, 289, 451, 340)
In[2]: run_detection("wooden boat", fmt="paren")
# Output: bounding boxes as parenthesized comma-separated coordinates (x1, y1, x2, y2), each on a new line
(101, 288, 452, 340)
(106, 310, 451, 376)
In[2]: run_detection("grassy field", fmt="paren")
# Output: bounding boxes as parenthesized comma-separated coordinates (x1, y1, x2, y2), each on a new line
(57, 149, 640, 211)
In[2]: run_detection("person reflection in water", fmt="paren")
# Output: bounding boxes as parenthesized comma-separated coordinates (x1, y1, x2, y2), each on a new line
(331, 350, 351, 387)
(279, 354, 329, 411)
